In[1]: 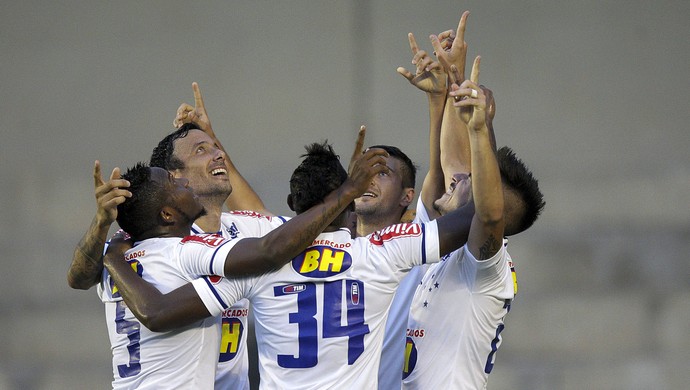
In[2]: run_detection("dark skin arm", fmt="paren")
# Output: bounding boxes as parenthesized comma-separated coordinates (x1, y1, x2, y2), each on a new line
(104, 141, 390, 332)
(67, 161, 131, 289)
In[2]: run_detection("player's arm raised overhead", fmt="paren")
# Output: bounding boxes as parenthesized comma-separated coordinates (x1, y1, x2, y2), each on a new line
(447, 56, 504, 259)
(104, 140, 390, 331)
(173, 82, 272, 215)
(430, 11, 472, 186)
(67, 161, 131, 289)
(397, 30, 448, 220)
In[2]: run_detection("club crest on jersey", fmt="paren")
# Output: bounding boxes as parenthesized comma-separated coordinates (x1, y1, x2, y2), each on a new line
(291, 246, 352, 277)
(181, 233, 225, 248)
(369, 223, 421, 246)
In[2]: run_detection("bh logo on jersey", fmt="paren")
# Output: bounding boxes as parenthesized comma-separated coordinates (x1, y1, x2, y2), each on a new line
(219, 317, 244, 362)
(291, 246, 352, 278)
(402, 336, 419, 379)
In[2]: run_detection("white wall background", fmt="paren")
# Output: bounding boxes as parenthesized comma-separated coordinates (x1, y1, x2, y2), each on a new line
(1, 1, 689, 389)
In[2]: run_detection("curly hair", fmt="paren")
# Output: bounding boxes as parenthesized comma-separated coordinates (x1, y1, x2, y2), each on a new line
(116, 162, 167, 239)
(289, 141, 348, 214)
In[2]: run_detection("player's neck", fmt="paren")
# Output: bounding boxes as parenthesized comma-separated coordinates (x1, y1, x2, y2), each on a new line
(193, 202, 223, 233)
(356, 214, 401, 237)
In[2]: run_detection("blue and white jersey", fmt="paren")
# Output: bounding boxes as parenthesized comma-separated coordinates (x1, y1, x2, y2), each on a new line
(398, 200, 516, 390)
(189, 221, 441, 389)
(205, 211, 287, 390)
(97, 211, 286, 389)
(98, 236, 223, 389)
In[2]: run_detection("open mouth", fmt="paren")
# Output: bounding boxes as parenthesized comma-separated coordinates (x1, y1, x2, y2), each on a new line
(210, 168, 228, 176)
(362, 192, 377, 198)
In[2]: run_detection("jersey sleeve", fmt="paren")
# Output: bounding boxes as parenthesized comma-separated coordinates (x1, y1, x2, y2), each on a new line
(367, 220, 441, 271)
(174, 234, 240, 277)
(191, 276, 248, 317)
(221, 211, 288, 237)
(413, 196, 431, 224)
(461, 241, 514, 299)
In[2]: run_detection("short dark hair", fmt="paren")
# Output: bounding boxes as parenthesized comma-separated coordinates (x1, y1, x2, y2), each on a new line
(369, 144, 416, 189)
(149, 122, 202, 170)
(116, 162, 167, 239)
(496, 146, 545, 235)
(289, 141, 348, 214)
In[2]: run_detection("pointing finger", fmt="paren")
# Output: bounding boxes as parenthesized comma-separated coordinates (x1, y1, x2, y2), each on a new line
(453, 11, 469, 51)
(470, 55, 481, 84)
(192, 82, 205, 111)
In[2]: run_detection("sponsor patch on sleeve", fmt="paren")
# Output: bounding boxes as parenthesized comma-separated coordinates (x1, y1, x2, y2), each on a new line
(181, 233, 226, 248)
(369, 223, 422, 246)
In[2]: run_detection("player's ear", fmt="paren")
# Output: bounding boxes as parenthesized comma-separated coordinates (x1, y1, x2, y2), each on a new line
(399, 188, 415, 208)
(159, 206, 175, 226)
(287, 194, 295, 212)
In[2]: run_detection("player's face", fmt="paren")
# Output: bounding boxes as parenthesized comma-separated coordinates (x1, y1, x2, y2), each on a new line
(355, 156, 410, 219)
(152, 167, 206, 223)
(171, 129, 232, 201)
(433, 172, 472, 215)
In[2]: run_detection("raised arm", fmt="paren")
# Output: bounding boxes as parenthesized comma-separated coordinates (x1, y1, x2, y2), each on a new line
(221, 146, 390, 276)
(67, 161, 130, 289)
(430, 11, 472, 187)
(397, 31, 448, 220)
(103, 139, 391, 331)
(446, 57, 504, 259)
(173, 82, 272, 215)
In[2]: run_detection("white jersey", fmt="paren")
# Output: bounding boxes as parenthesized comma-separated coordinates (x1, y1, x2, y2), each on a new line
(399, 201, 517, 390)
(377, 200, 426, 389)
(188, 221, 441, 389)
(203, 211, 287, 390)
(98, 211, 285, 389)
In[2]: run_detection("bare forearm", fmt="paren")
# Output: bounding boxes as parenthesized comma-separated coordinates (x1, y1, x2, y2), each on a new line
(421, 93, 447, 215)
(469, 128, 503, 224)
(224, 184, 358, 277)
(103, 253, 209, 331)
(67, 216, 110, 289)
(440, 96, 471, 182)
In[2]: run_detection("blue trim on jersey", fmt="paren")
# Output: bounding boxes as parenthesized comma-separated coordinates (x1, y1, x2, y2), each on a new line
(191, 226, 201, 235)
(209, 240, 232, 275)
(203, 277, 228, 310)
(276, 215, 288, 223)
(421, 223, 427, 264)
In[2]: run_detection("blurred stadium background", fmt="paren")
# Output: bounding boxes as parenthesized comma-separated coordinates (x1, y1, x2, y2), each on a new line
(1, 1, 688, 389)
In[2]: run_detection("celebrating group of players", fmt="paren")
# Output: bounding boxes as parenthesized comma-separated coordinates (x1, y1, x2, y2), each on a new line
(67, 10, 544, 389)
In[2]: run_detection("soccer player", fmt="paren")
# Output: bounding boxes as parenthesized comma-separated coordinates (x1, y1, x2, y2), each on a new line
(94, 141, 389, 388)
(67, 82, 274, 388)
(102, 120, 503, 388)
(384, 12, 545, 389)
